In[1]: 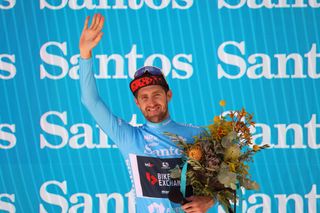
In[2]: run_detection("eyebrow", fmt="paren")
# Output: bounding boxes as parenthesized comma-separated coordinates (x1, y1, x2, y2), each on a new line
(140, 90, 163, 96)
(139, 89, 164, 98)
(152, 90, 163, 94)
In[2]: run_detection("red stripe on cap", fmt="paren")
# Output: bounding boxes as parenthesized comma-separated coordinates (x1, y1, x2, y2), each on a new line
(130, 76, 164, 93)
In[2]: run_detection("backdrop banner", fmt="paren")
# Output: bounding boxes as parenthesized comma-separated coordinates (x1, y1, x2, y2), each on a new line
(1, 1, 319, 212)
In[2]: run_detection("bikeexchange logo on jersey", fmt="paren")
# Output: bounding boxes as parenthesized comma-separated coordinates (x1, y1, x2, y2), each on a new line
(130, 155, 181, 198)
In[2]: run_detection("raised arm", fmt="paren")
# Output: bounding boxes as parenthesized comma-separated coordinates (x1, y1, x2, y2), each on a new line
(79, 14, 135, 146)
(79, 14, 104, 110)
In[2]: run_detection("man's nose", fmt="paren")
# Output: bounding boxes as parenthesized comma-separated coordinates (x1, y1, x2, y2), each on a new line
(147, 98, 157, 106)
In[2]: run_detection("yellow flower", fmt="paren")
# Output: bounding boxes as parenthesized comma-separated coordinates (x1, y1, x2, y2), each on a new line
(229, 163, 236, 172)
(219, 100, 226, 107)
(188, 146, 202, 161)
(253, 145, 260, 151)
(214, 116, 221, 123)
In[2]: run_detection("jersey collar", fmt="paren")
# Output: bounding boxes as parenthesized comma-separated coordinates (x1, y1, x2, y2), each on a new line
(146, 116, 172, 128)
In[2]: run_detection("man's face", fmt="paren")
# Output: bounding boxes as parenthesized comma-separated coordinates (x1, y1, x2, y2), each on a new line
(134, 85, 172, 123)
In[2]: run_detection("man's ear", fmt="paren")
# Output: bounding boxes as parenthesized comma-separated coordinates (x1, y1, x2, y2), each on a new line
(167, 90, 172, 102)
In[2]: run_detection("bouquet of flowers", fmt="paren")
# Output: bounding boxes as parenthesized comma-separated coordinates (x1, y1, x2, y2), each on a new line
(166, 101, 269, 212)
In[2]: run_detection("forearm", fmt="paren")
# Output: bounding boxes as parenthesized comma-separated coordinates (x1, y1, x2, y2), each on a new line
(79, 57, 100, 108)
(79, 57, 115, 136)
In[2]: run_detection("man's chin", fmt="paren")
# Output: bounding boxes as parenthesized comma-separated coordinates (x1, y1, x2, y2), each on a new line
(146, 117, 162, 123)
(146, 114, 167, 123)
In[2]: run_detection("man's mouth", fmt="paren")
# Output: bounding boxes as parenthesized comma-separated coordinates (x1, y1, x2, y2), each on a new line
(147, 106, 161, 113)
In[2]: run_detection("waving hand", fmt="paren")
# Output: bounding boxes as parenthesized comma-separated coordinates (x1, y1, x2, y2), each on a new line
(79, 14, 105, 59)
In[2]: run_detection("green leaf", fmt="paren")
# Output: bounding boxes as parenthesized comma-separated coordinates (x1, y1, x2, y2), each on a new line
(169, 165, 181, 179)
(221, 131, 237, 148)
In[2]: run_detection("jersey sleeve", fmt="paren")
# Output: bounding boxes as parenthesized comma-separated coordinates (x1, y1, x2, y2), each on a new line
(79, 58, 136, 147)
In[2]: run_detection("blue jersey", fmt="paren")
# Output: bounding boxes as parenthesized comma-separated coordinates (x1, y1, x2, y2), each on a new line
(80, 58, 205, 212)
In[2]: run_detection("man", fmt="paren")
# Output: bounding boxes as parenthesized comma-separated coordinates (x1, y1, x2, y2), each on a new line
(79, 13, 215, 212)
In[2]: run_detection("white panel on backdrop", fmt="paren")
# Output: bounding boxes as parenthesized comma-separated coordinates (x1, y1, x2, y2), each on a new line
(0, 54, 16, 80)
(40, 42, 193, 80)
(40, 0, 193, 10)
(0, 194, 15, 213)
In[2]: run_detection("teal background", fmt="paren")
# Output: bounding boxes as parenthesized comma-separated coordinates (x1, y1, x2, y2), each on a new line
(1, 1, 320, 212)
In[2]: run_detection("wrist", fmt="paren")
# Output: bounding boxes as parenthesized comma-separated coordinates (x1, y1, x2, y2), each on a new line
(80, 50, 92, 59)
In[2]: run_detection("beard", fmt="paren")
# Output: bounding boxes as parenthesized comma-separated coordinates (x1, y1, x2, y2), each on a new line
(143, 102, 169, 123)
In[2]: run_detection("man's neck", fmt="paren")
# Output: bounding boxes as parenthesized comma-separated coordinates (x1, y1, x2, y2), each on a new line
(146, 116, 172, 128)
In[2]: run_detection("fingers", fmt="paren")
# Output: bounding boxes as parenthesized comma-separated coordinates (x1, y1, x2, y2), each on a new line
(93, 14, 102, 30)
(93, 32, 103, 45)
(182, 205, 202, 213)
(95, 15, 105, 32)
(181, 201, 202, 213)
(184, 210, 200, 213)
(87, 14, 104, 33)
(92, 14, 104, 31)
(182, 202, 192, 210)
(90, 13, 102, 30)
(82, 16, 90, 31)
(90, 14, 97, 30)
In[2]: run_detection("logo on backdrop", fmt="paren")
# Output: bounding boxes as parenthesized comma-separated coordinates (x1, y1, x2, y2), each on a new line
(0, 124, 16, 149)
(40, 0, 193, 10)
(217, 41, 320, 79)
(218, 0, 320, 9)
(40, 111, 141, 149)
(40, 111, 114, 149)
(39, 180, 135, 212)
(40, 41, 193, 80)
(0, 0, 15, 9)
(0, 54, 16, 80)
(0, 194, 15, 212)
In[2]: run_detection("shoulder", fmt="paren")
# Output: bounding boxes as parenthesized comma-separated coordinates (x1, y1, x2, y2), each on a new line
(175, 122, 202, 130)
